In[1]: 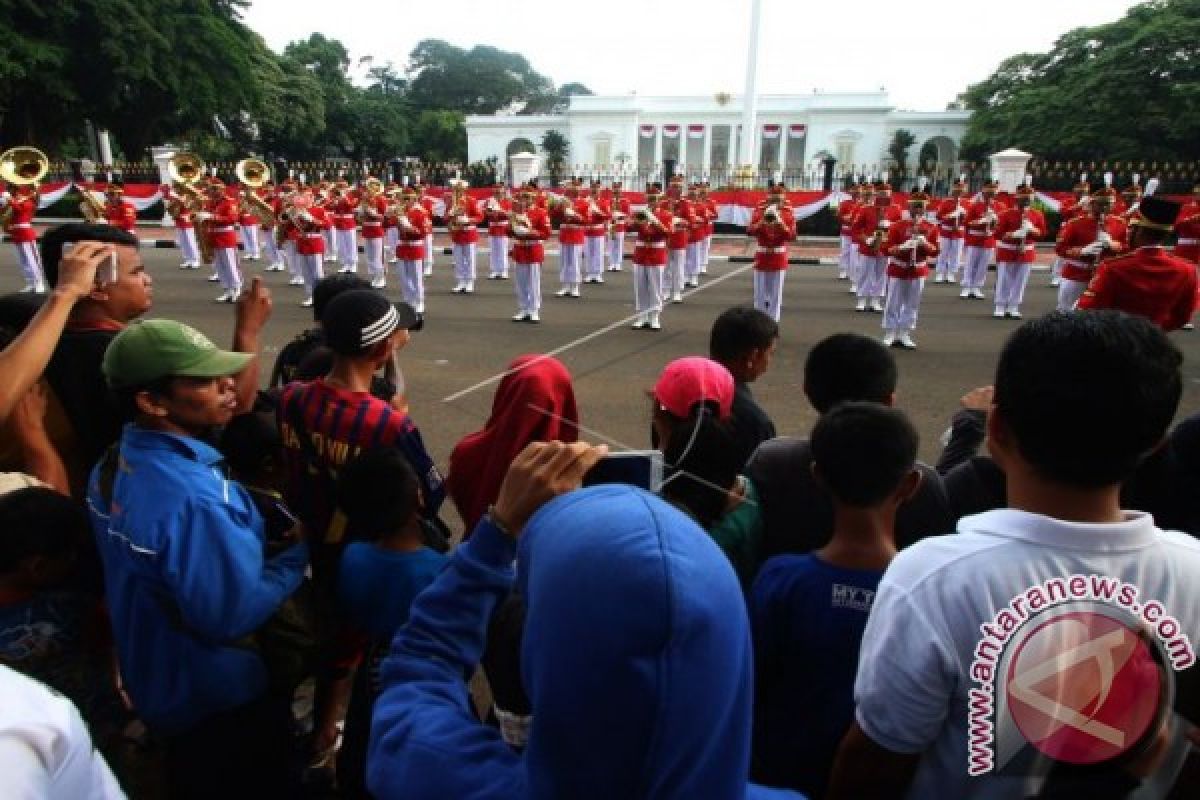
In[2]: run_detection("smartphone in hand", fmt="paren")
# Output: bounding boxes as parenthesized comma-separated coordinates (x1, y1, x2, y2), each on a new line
(96, 251, 118, 287)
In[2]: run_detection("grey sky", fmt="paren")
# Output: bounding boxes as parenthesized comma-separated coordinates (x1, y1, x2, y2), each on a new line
(241, 0, 1140, 111)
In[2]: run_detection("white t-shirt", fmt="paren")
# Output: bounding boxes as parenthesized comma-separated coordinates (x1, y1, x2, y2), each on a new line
(855, 509, 1200, 799)
(0, 665, 126, 799)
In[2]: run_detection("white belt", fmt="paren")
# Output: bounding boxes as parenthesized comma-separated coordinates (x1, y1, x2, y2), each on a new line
(638, 241, 667, 248)
(757, 246, 788, 254)
(1063, 258, 1092, 269)
(586, 226, 606, 234)
(939, 225, 962, 232)
(1179, 238, 1199, 246)
(336, 214, 354, 221)
(210, 226, 234, 233)
(303, 232, 323, 239)
(9, 223, 31, 229)
(995, 241, 1035, 251)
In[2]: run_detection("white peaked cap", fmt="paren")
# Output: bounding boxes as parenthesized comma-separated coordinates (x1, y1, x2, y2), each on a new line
(1132, 173, 1140, 187)
(917, 175, 928, 190)
(1104, 172, 1114, 187)
(1144, 178, 1160, 197)
(1081, 172, 1088, 184)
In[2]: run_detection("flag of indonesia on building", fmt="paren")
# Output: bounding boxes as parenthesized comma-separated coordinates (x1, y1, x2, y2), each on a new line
(687, 124, 705, 139)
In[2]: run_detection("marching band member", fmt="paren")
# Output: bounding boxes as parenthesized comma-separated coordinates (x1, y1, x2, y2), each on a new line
(274, 186, 305, 287)
(851, 180, 901, 312)
(933, 177, 968, 283)
(881, 189, 940, 349)
(664, 183, 694, 304)
(291, 191, 328, 307)
(991, 178, 1046, 319)
(238, 186, 261, 262)
(605, 181, 631, 272)
(359, 181, 389, 288)
(257, 183, 286, 272)
(555, 184, 586, 297)
(332, 180, 360, 273)
(960, 179, 1002, 299)
(199, 179, 243, 303)
(447, 179, 482, 293)
(484, 182, 512, 280)
(630, 189, 672, 331)
(509, 188, 552, 323)
(837, 184, 862, 281)
(417, 182, 436, 276)
(846, 183, 874, 293)
(395, 188, 431, 318)
(1118, 175, 1143, 223)
(383, 183, 401, 265)
(684, 182, 706, 288)
(1174, 181, 1200, 265)
(1054, 176, 1128, 311)
(1050, 175, 1091, 286)
(698, 180, 718, 273)
(164, 183, 201, 270)
(746, 185, 796, 322)
(104, 184, 137, 234)
(3, 182, 45, 293)
(582, 180, 610, 284)
(315, 182, 336, 263)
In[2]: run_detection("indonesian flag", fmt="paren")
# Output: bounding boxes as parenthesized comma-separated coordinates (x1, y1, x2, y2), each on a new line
(789, 124, 807, 138)
(762, 124, 781, 139)
(687, 125, 705, 139)
(33, 181, 73, 210)
(639, 125, 655, 138)
(663, 125, 680, 138)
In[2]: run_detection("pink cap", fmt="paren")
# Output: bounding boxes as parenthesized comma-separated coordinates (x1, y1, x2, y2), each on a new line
(653, 357, 734, 420)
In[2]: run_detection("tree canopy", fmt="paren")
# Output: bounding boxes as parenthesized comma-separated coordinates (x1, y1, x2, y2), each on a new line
(961, 0, 1200, 161)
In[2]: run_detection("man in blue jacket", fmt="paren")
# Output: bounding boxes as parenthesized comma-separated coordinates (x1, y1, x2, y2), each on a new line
(87, 319, 309, 799)
(368, 440, 804, 799)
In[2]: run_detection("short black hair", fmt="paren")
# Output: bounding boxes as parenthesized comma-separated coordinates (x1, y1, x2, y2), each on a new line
(0, 488, 89, 573)
(660, 407, 741, 529)
(40, 223, 139, 287)
(994, 311, 1182, 488)
(112, 375, 176, 422)
(811, 402, 918, 507)
(804, 333, 898, 413)
(709, 306, 779, 364)
(336, 448, 420, 541)
(313, 274, 371, 323)
(0, 292, 45, 333)
(219, 407, 282, 479)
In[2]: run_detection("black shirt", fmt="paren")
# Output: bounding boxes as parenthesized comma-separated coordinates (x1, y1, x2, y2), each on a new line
(43, 326, 125, 477)
(729, 381, 777, 470)
(271, 327, 395, 401)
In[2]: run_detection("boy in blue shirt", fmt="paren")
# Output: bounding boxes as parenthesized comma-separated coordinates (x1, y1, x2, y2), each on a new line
(750, 402, 920, 797)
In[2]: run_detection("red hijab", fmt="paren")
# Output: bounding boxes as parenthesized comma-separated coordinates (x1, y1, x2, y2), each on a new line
(448, 355, 579, 533)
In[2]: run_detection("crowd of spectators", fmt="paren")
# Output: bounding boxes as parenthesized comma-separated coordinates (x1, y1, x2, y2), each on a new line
(2, 221, 1200, 799)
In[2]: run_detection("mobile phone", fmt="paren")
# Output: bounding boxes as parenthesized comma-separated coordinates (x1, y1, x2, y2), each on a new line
(583, 450, 664, 492)
(96, 251, 118, 286)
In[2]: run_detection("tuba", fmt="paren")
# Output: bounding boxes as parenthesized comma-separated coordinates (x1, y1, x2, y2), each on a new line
(236, 158, 276, 225)
(170, 152, 213, 263)
(0, 146, 47, 228)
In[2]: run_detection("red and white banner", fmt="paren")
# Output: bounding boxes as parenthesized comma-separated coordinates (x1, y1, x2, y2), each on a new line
(639, 125, 655, 138)
(76, 183, 164, 212)
(789, 124, 807, 138)
(687, 125, 705, 139)
(762, 124, 782, 139)
(662, 125, 680, 138)
(32, 181, 73, 210)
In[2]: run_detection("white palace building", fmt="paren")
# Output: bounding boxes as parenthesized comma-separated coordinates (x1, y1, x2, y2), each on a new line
(466, 91, 971, 185)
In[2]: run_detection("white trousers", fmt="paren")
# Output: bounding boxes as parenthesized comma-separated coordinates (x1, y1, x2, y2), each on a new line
(857, 255, 887, 299)
(883, 277, 924, 331)
(633, 265, 664, 313)
(607, 232, 625, 269)
(213, 247, 243, 292)
(296, 253, 323, 298)
(336, 229, 358, 269)
(14, 241, 44, 289)
(994, 261, 1032, 309)
(559, 243, 581, 285)
(753, 270, 785, 322)
(1050, 257, 1063, 282)
(1058, 278, 1088, 311)
(284, 241, 299, 277)
(241, 225, 260, 259)
(584, 235, 605, 279)
(261, 228, 282, 267)
(176, 228, 200, 266)
(849, 250, 864, 285)
(839, 235, 855, 275)
(489, 235, 509, 277)
(666, 249, 686, 295)
(962, 246, 992, 290)
(322, 228, 336, 260)
(514, 262, 542, 313)
(935, 238, 964, 279)
(685, 241, 703, 281)
(453, 243, 477, 284)
(701, 234, 712, 269)
(364, 237, 385, 280)
(396, 259, 425, 312)
(385, 228, 399, 261)
(424, 234, 434, 268)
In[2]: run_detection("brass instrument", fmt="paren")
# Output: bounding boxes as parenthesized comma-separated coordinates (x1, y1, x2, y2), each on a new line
(0, 146, 47, 229)
(509, 209, 533, 238)
(763, 205, 781, 224)
(236, 158, 275, 225)
(169, 153, 212, 262)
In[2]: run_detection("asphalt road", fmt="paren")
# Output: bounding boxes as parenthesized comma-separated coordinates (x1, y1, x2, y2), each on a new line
(6, 243, 1200, 528)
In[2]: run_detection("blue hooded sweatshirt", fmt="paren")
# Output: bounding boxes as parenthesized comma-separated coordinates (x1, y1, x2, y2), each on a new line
(368, 484, 803, 799)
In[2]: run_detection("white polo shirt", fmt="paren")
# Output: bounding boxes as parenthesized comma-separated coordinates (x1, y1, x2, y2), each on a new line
(0, 665, 126, 799)
(854, 509, 1200, 799)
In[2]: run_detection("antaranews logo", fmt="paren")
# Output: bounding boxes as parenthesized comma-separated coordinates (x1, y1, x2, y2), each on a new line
(967, 574, 1193, 777)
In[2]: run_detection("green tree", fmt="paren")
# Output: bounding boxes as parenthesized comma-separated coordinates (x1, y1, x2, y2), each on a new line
(405, 39, 553, 114)
(961, 0, 1200, 160)
(337, 91, 409, 162)
(254, 52, 326, 159)
(410, 110, 466, 163)
(541, 130, 569, 184)
(887, 129, 917, 177)
(521, 81, 594, 114)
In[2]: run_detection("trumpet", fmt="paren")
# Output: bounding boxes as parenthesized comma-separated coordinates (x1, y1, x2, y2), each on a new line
(763, 204, 781, 224)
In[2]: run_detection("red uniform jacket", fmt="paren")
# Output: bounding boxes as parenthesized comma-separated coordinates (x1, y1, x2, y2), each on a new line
(838, 199, 859, 236)
(666, 200, 696, 251)
(360, 195, 388, 239)
(257, 189, 275, 230)
(396, 206, 432, 261)
(238, 190, 259, 228)
(166, 196, 195, 230)
(747, 206, 797, 272)
(885, 216, 940, 279)
(632, 208, 672, 267)
(964, 200, 1004, 248)
(484, 197, 513, 237)
(852, 203, 902, 258)
(687, 199, 708, 244)
(605, 197, 632, 233)
(1060, 197, 1088, 223)
(106, 200, 137, 233)
(1174, 201, 1200, 264)
(1054, 215, 1129, 283)
(509, 207, 552, 264)
(583, 197, 610, 238)
(332, 196, 358, 232)
(6, 192, 38, 243)
(936, 197, 969, 240)
(315, 198, 334, 231)
(295, 207, 328, 256)
(448, 196, 482, 245)
(994, 207, 1046, 265)
(1077, 246, 1198, 330)
(558, 200, 587, 246)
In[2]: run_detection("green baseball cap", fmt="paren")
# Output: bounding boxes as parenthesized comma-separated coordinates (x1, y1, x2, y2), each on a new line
(102, 319, 253, 388)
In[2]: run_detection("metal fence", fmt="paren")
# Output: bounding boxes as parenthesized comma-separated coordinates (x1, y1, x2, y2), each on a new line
(1027, 159, 1199, 193)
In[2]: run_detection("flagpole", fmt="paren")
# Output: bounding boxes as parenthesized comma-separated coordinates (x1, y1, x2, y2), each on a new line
(738, 0, 764, 176)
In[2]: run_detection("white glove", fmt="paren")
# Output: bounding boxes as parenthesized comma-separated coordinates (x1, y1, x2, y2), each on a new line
(916, 235, 932, 249)
(879, 219, 891, 230)
(1097, 232, 1112, 247)
(985, 211, 998, 225)
(897, 239, 917, 251)
(195, 211, 213, 222)
(1080, 242, 1105, 257)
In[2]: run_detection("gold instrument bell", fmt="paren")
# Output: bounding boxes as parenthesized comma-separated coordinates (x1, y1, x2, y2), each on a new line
(236, 157, 271, 188)
(0, 146, 49, 186)
(168, 153, 207, 189)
